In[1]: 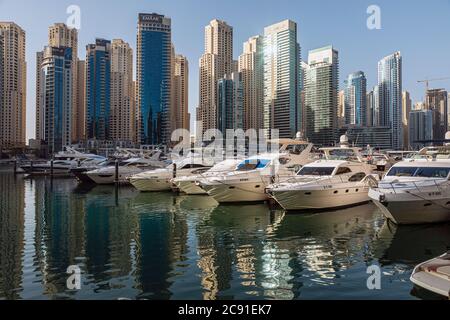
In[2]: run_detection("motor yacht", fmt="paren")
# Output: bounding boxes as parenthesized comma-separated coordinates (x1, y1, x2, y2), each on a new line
(20, 148, 106, 176)
(266, 159, 377, 211)
(71, 159, 116, 183)
(411, 252, 450, 299)
(369, 160, 450, 225)
(198, 136, 315, 203)
(129, 154, 212, 192)
(174, 159, 243, 195)
(87, 157, 167, 185)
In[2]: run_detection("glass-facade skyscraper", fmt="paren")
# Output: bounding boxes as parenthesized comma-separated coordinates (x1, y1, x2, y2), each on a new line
(263, 20, 301, 139)
(409, 109, 433, 149)
(41, 46, 73, 154)
(217, 72, 244, 134)
(344, 71, 367, 126)
(85, 38, 111, 141)
(136, 13, 172, 145)
(378, 52, 402, 150)
(305, 46, 339, 146)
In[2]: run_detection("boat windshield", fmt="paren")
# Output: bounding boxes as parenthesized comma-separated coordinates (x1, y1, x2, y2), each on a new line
(387, 167, 450, 178)
(328, 149, 359, 161)
(297, 167, 335, 176)
(237, 159, 270, 171)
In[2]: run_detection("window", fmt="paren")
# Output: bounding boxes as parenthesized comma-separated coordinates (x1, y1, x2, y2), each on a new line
(298, 167, 335, 176)
(415, 167, 450, 178)
(237, 159, 270, 171)
(387, 167, 417, 177)
(336, 167, 352, 175)
(387, 167, 450, 178)
(349, 172, 367, 182)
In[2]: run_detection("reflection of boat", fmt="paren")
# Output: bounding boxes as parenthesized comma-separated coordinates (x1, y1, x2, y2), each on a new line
(267, 159, 377, 211)
(411, 252, 450, 299)
(375, 221, 450, 266)
(177, 195, 218, 211)
(369, 161, 450, 224)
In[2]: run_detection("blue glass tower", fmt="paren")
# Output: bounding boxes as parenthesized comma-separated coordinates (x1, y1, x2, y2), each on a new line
(217, 72, 244, 134)
(41, 46, 73, 154)
(136, 13, 172, 146)
(344, 71, 367, 126)
(378, 52, 402, 149)
(85, 38, 111, 141)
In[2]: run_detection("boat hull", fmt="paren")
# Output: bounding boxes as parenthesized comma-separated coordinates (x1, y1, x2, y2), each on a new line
(202, 180, 269, 203)
(411, 253, 450, 298)
(369, 189, 450, 225)
(271, 187, 370, 211)
(177, 180, 207, 195)
(71, 168, 95, 183)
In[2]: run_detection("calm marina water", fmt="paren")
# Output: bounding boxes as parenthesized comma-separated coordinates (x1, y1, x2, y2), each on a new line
(0, 172, 449, 300)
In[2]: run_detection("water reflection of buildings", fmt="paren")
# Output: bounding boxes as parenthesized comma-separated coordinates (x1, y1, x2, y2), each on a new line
(83, 186, 138, 289)
(263, 204, 379, 299)
(32, 181, 139, 298)
(0, 174, 25, 299)
(194, 203, 285, 300)
(33, 178, 85, 296)
(132, 192, 189, 300)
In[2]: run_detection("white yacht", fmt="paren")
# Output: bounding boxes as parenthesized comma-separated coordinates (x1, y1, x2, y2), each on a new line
(267, 160, 377, 211)
(368, 160, 450, 225)
(87, 157, 167, 185)
(198, 137, 315, 203)
(20, 148, 107, 176)
(174, 159, 243, 195)
(129, 155, 212, 192)
(411, 252, 450, 299)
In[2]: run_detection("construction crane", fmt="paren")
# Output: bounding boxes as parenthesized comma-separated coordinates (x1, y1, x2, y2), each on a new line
(417, 77, 450, 108)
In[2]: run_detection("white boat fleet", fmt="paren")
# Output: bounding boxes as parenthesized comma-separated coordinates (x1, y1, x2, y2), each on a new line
(8, 133, 450, 299)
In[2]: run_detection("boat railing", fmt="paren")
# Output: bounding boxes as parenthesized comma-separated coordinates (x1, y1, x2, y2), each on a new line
(376, 178, 450, 195)
(270, 173, 378, 189)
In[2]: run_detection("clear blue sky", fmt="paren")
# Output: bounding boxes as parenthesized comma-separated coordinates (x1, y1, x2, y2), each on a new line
(1, 0, 450, 141)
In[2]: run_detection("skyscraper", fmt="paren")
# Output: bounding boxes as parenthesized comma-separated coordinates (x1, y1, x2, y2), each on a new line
(0, 34, 3, 136)
(217, 72, 244, 134)
(198, 19, 233, 135)
(305, 46, 339, 146)
(0, 22, 26, 149)
(172, 54, 190, 132)
(263, 20, 301, 138)
(136, 13, 172, 145)
(48, 23, 80, 142)
(238, 35, 264, 131)
(344, 71, 367, 126)
(371, 85, 380, 126)
(426, 88, 448, 140)
(110, 39, 134, 143)
(85, 39, 111, 141)
(338, 90, 345, 128)
(41, 46, 73, 154)
(402, 91, 412, 148)
(378, 52, 402, 149)
(35, 51, 44, 141)
(409, 109, 433, 149)
(77, 60, 85, 140)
